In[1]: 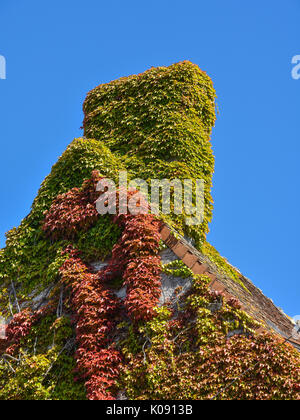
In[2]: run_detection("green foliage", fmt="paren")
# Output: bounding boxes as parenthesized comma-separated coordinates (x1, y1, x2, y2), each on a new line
(84, 61, 216, 247)
(119, 275, 300, 400)
(140, 306, 173, 346)
(0, 351, 55, 400)
(0, 315, 86, 400)
(162, 259, 193, 278)
(76, 216, 121, 262)
(1, 62, 299, 401)
(0, 62, 215, 307)
(31, 137, 125, 223)
(0, 138, 124, 309)
(0, 225, 68, 306)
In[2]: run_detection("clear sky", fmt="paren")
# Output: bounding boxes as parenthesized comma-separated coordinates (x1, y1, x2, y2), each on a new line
(0, 0, 299, 317)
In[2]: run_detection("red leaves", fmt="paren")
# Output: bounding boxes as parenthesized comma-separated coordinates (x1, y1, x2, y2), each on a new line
(206, 334, 300, 399)
(108, 211, 162, 323)
(42, 171, 102, 240)
(58, 200, 162, 398)
(5, 309, 36, 355)
(80, 349, 122, 400)
(45, 173, 163, 398)
(91, 185, 162, 323)
(227, 297, 242, 310)
(124, 256, 162, 322)
(59, 255, 122, 400)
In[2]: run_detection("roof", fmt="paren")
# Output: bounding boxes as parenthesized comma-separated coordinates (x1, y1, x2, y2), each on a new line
(160, 223, 300, 350)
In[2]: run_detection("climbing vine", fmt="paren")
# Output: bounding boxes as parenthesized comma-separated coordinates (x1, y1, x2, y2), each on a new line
(2, 173, 164, 400)
(0, 138, 123, 310)
(108, 198, 162, 323)
(59, 248, 122, 400)
(57, 183, 162, 398)
(1, 170, 300, 401)
(83, 61, 217, 247)
(0, 62, 299, 401)
(0, 308, 86, 400)
(119, 275, 300, 400)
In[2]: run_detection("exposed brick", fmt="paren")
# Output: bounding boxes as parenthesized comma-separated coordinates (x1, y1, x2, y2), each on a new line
(182, 252, 198, 268)
(160, 225, 171, 241)
(204, 272, 217, 285)
(191, 261, 208, 275)
(210, 279, 225, 293)
(164, 234, 179, 249)
(172, 242, 188, 259)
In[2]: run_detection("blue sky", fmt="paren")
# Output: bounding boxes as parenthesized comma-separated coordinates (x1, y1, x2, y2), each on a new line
(0, 0, 299, 316)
